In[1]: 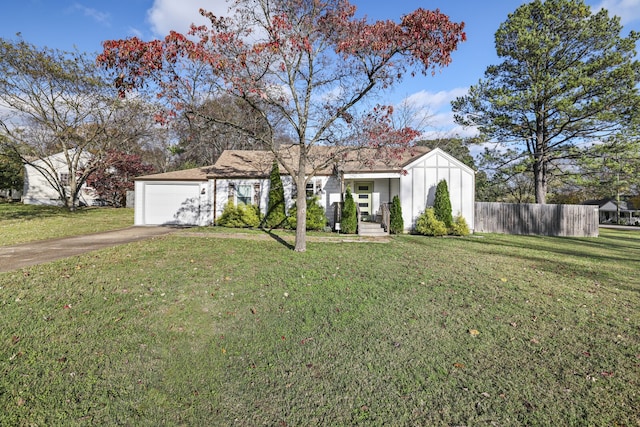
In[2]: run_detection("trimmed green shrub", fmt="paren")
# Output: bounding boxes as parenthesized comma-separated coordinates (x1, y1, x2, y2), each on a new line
(433, 179, 453, 228)
(415, 208, 447, 236)
(389, 195, 404, 234)
(287, 196, 328, 231)
(217, 201, 260, 228)
(263, 161, 287, 228)
(451, 214, 470, 236)
(340, 186, 358, 234)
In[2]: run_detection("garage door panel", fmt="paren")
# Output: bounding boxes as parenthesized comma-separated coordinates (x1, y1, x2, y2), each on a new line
(143, 183, 201, 225)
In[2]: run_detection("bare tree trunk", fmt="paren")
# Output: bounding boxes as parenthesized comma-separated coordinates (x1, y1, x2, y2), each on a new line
(294, 173, 307, 252)
(294, 148, 307, 252)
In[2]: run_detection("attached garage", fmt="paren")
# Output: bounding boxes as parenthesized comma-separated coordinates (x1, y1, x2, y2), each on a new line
(134, 167, 214, 226)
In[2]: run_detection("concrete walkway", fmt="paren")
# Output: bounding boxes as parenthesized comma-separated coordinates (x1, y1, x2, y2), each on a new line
(0, 226, 176, 273)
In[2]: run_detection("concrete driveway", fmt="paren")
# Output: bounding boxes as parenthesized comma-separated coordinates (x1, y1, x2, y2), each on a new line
(0, 226, 176, 273)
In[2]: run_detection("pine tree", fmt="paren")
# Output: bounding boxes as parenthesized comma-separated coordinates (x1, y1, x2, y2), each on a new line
(340, 187, 357, 234)
(389, 195, 404, 234)
(263, 161, 286, 228)
(433, 180, 453, 228)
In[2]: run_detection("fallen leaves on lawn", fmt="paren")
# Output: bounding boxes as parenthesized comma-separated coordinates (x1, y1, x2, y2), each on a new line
(469, 329, 480, 336)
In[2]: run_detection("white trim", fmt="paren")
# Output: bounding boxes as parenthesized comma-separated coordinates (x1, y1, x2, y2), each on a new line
(343, 172, 402, 179)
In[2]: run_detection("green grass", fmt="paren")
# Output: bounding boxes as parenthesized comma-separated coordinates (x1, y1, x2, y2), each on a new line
(0, 228, 638, 426)
(0, 204, 133, 246)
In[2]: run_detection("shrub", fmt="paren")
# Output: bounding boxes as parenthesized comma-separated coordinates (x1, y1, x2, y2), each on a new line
(451, 214, 470, 236)
(217, 201, 260, 228)
(287, 196, 328, 231)
(389, 195, 404, 234)
(263, 161, 287, 228)
(433, 179, 453, 228)
(415, 208, 447, 236)
(340, 186, 357, 234)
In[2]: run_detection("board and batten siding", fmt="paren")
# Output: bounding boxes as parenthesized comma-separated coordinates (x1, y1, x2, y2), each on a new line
(400, 149, 475, 231)
(475, 202, 599, 237)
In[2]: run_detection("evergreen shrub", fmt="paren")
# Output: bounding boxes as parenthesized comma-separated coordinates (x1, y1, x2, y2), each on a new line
(340, 186, 358, 234)
(287, 196, 328, 231)
(433, 180, 453, 228)
(217, 201, 260, 228)
(389, 195, 404, 234)
(451, 214, 470, 236)
(415, 208, 447, 236)
(263, 161, 287, 228)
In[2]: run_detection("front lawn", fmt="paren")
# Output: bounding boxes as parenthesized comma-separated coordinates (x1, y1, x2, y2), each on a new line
(0, 229, 638, 425)
(0, 204, 133, 246)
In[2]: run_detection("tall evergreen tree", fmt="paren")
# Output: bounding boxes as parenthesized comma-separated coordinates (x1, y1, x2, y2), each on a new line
(433, 180, 453, 228)
(263, 161, 287, 228)
(452, 0, 640, 204)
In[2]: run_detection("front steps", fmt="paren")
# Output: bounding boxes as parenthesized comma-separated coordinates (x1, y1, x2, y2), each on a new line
(358, 221, 388, 237)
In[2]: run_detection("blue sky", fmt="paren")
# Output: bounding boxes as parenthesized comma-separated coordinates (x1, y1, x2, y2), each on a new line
(3, 0, 640, 139)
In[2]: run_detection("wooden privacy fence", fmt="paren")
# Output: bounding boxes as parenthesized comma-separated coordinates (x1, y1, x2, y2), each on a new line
(475, 202, 599, 237)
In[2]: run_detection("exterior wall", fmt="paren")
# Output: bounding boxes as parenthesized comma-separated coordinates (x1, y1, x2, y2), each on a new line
(400, 149, 475, 231)
(213, 178, 270, 222)
(214, 175, 334, 226)
(22, 153, 96, 206)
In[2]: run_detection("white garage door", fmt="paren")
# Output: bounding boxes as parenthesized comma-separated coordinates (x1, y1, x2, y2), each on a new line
(143, 183, 202, 225)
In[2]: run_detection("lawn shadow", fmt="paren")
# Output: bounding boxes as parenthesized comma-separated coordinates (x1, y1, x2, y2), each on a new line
(0, 204, 91, 221)
(261, 228, 295, 250)
(461, 232, 640, 293)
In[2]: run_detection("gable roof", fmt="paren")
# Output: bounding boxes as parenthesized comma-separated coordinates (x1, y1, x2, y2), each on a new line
(583, 198, 640, 212)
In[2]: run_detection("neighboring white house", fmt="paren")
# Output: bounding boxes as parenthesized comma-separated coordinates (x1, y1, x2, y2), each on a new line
(134, 146, 476, 232)
(22, 151, 97, 207)
(583, 198, 640, 225)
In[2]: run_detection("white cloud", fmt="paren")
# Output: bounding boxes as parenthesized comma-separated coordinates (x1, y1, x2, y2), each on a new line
(147, 0, 231, 36)
(593, 0, 640, 24)
(72, 3, 111, 25)
(399, 88, 478, 138)
(403, 87, 469, 112)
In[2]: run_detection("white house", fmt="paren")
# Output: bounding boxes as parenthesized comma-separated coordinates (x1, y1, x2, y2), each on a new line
(22, 151, 97, 207)
(134, 146, 475, 232)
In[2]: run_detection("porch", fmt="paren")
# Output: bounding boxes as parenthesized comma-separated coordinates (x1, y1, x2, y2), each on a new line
(328, 177, 398, 237)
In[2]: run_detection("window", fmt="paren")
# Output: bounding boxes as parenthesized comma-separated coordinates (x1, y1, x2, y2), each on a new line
(237, 184, 252, 205)
(59, 173, 70, 186)
(306, 182, 314, 197)
(306, 179, 323, 196)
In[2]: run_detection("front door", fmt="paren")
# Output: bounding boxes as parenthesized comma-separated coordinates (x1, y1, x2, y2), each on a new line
(355, 181, 373, 221)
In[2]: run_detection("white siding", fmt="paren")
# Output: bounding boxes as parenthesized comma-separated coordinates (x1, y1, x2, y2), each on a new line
(401, 148, 475, 232)
(22, 152, 97, 206)
(213, 178, 269, 222)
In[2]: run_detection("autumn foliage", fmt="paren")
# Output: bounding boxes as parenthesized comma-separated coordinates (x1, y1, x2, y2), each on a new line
(86, 151, 153, 207)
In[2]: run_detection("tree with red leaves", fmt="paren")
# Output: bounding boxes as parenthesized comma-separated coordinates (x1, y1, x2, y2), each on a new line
(98, 0, 465, 251)
(86, 151, 153, 208)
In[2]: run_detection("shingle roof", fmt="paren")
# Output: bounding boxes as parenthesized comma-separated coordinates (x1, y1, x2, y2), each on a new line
(134, 165, 216, 181)
(135, 145, 433, 181)
(211, 145, 432, 178)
